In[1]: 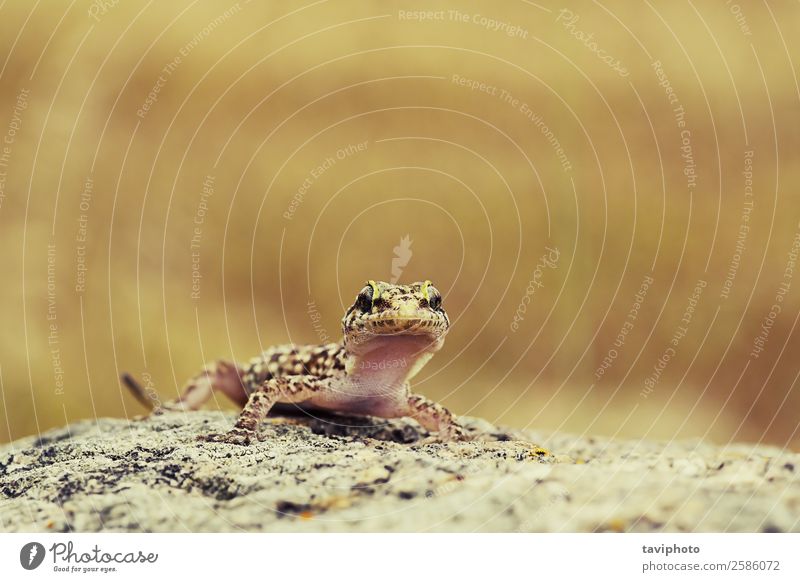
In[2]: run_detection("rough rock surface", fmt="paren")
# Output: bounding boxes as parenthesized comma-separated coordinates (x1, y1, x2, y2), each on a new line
(0, 411, 798, 532)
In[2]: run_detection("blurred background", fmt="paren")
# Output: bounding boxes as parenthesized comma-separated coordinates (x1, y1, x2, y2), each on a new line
(1, 0, 798, 447)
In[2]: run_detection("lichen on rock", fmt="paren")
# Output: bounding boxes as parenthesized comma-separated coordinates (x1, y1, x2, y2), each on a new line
(0, 411, 797, 532)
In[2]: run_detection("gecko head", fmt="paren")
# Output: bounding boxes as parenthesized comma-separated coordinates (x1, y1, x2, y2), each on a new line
(342, 280, 450, 354)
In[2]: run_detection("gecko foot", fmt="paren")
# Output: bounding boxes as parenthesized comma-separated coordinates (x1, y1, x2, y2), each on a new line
(443, 424, 473, 442)
(130, 408, 165, 422)
(197, 428, 258, 446)
(417, 424, 473, 444)
(132, 401, 190, 421)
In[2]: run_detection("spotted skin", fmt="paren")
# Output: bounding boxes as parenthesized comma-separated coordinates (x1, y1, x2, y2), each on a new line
(407, 393, 468, 441)
(123, 281, 468, 444)
(240, 343, 347, 389)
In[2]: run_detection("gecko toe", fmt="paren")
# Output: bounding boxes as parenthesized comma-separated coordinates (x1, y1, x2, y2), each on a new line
(442, 426, 473, 442)
(197, 429, 257, 446)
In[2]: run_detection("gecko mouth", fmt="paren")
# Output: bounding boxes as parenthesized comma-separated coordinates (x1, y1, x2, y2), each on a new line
(345, 313, 448, 352)
(346, 327, 444, 358)
(361, 315, 446, 335)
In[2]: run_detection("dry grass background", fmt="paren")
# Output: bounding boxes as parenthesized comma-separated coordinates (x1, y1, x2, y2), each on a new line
(0, 1, 798, 447)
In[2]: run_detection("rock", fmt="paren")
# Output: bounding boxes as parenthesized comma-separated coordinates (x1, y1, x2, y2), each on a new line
(0, 411, 798, 532)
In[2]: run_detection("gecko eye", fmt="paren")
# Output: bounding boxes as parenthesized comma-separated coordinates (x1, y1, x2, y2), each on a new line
(427, 286, 443, 311)
(355, 281, 378, 312)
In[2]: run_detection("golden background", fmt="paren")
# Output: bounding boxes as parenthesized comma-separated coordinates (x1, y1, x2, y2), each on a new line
(1, 1, 798, 447)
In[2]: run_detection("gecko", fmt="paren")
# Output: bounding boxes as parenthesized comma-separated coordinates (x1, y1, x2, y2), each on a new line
(122, 280, 469, 445)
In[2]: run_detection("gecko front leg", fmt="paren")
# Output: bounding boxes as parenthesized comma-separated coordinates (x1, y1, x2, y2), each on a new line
(407, 393, 470, 442)
(198, 375, 331, 445)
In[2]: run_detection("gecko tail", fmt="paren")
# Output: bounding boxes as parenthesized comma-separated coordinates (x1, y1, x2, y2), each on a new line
(120, 373, 157, 410)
